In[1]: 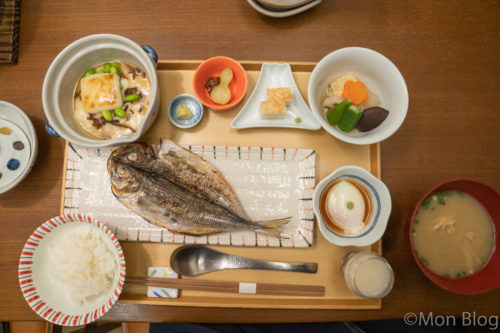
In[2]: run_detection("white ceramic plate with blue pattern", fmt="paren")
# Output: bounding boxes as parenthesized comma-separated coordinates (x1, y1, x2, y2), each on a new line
(0, 101, 37, 194)
(313, 165, 391, 247)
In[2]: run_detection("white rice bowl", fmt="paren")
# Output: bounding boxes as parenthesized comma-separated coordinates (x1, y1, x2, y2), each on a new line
(48, 225, 117, 305)
(19, 215, 125, 326)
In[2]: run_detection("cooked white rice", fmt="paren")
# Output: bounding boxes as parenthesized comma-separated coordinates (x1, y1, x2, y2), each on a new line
(49, 225, 117, 305)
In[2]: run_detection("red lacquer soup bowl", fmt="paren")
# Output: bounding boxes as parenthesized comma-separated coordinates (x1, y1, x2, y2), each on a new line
(407, 179, 500, 294)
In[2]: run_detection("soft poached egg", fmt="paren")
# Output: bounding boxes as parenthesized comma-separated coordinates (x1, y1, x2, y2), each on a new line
(325, 180, 366, 234)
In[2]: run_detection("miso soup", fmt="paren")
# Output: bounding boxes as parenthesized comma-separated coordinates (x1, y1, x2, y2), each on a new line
(413, 191, 495, 278)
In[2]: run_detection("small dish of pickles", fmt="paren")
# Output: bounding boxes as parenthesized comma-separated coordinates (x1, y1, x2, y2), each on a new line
(192, 56, 248, 110)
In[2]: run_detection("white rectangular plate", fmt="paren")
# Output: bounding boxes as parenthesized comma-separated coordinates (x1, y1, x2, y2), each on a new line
(63, 143, 316, 248)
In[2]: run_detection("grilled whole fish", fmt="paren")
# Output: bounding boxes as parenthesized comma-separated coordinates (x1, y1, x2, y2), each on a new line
(107, 142, 290, 236)
(109, 140, 249, 220)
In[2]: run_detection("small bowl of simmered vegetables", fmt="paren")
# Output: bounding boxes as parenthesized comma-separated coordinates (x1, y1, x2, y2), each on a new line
(308, 47, 409, 145)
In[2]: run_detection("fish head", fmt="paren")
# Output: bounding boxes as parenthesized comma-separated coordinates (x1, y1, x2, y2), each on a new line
(109, 142, 156, 168)
(107, 159, 141, 198)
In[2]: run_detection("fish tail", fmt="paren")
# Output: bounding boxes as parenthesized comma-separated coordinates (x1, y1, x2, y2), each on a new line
(254, 217, 291, 237)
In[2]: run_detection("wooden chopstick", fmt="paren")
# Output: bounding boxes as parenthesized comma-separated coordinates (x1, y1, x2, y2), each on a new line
(126, 276, 325, 297)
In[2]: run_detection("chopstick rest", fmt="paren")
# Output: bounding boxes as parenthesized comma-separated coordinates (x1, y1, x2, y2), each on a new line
(147, 266, 179, 298)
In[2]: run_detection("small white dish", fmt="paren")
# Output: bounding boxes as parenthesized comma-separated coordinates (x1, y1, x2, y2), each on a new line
(247, 0, 321, 18)
(313, 166, 391, 247)
(231, 63, 320, 130)
(19, 214, 125, 326)
(168, 94, 203, 129)
(0, 101, 38, 194)
(308, 47, 409, 145)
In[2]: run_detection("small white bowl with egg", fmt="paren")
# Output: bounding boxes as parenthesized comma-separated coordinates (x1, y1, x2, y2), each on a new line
(308, 47, 408, 145)
(42, 34, 160, 147)
(313, 166, 392, 247)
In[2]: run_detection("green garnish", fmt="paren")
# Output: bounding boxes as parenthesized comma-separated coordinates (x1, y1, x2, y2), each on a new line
(110, 64, 121, 74)
(481, 257, 487, 264)
(422, 198, 432, 208)
(104, 63, 112, 73)
(101, 110, 113, 121)
(346, 201, 354, 210)
(442, 274, 450, 278)
(436, 193, 446, 205)
(295, 117, 302, 123)
(419, 257, 429, 267)
(415, 219, 419, 224)
(458, 192, 465, 198)
(124, 94, 140, 102)
(114, 108, 126, 118)
(84, 68, 96, 77)
(97, 69, 106, 74)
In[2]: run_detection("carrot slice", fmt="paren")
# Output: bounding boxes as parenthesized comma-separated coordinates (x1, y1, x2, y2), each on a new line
(342, 80, 369, 105)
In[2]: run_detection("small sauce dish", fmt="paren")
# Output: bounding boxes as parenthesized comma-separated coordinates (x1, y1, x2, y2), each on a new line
(168, 94, 203, 129)
(313, 166, 392, 247)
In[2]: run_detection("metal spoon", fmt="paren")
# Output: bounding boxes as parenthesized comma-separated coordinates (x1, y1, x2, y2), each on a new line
(170, 245, 318, 276)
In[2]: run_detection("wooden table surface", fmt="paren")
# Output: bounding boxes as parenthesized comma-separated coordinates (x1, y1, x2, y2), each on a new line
(1, 0, 499, 323)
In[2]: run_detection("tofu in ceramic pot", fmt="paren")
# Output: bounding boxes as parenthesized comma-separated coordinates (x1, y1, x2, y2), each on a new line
(81, 73, 123, 113)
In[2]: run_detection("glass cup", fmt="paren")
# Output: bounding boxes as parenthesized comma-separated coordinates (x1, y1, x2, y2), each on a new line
(340, 251, 394, 299)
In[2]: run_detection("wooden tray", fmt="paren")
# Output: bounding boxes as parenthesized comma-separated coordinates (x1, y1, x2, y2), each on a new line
(60, 60, 381, 309)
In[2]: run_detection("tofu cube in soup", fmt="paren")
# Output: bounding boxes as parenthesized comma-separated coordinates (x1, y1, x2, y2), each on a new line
(81, 73, 123, 113)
